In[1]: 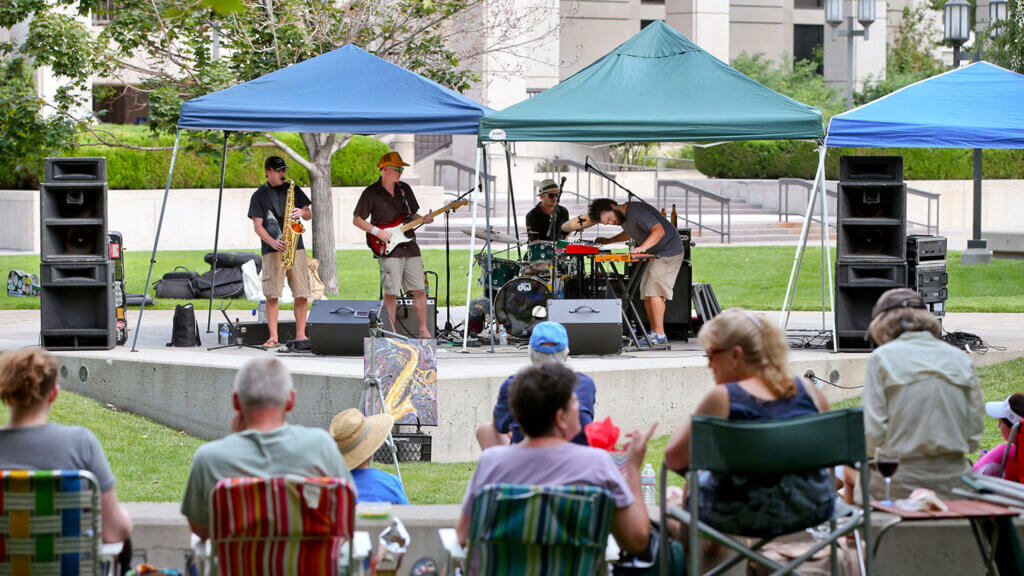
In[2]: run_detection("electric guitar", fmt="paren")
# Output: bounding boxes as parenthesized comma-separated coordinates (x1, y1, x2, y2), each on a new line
(366, 200, 468, 256)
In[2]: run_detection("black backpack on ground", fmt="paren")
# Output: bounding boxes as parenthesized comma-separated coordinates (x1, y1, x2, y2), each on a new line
(154, 266, 199, 299)
(167, 304, 201, 347)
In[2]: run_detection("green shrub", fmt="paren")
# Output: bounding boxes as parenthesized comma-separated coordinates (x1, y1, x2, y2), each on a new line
(6, 126, 389, 189)
(695, 142, 1024, 180)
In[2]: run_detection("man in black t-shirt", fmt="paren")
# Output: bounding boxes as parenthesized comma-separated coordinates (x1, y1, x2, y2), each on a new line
(247, 156, 312, 349)
(525, 179, 569, 242)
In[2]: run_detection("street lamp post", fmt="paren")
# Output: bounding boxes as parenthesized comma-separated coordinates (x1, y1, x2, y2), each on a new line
(944, 0, 1006, 265)
(826, 0, 875, 109)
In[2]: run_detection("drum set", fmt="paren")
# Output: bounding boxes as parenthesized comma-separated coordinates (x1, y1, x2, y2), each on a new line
(462, 222, 604, 339)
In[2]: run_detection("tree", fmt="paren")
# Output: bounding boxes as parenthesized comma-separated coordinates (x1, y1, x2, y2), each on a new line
(4, 0, 561, 293)
(989, 0, 1024, 72)
(856, 6, 946, 105)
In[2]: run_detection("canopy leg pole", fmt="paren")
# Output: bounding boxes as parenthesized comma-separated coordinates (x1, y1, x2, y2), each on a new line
(779, 143, 826, 331)
(504, 143, 521, 260)
(819, 147, 836, 351)
(206, 131, 230, 333)
(483, 147, 495, 352)
(462, 146, 483, 350)
(131, 129, 182, 352)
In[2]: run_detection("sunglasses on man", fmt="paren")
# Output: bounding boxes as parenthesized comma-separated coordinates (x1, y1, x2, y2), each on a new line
(542, 192, 560, 198)
(387, 166, 404, 174)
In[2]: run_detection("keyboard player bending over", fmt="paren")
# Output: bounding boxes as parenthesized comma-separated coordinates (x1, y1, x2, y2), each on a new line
(589, 198, 684, 346)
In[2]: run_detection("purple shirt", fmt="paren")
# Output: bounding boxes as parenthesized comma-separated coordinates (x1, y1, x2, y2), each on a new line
(975, 443, 1015, 477)
(461, 442, 634, 517)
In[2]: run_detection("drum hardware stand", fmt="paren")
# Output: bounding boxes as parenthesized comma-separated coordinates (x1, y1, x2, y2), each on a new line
(364, 309, 404, 484)
(547, 176, 568, 291)
(207, 302, 267, 351)
(438, 186, 477, 344)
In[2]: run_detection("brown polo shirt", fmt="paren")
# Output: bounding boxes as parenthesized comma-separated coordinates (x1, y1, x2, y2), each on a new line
(354, 178, 421, 258)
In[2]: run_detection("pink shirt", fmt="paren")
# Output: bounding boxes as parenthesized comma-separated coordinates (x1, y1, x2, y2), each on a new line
(974, 443, 1015, 477)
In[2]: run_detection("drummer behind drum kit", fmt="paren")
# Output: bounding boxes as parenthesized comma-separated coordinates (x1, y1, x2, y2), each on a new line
(463, 215, 600, 339)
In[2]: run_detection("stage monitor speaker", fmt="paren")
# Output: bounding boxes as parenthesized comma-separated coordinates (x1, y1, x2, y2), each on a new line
(547, 299, 622, 355)
(217, 321, 297, 346)
(307, 300, 382, 356)
(386, 297, 437, 339)
(40, 261, 115, 350)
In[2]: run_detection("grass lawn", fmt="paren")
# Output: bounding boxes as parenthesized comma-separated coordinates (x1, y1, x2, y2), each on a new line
(2, 246, 1021, 312)
(4, 357, 1021, 503)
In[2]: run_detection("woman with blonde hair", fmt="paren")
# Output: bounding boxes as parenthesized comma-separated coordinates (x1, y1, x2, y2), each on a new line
(0, 347, 132, 543)
(665, 308, 832, 537)
(858, 288, 983, 500)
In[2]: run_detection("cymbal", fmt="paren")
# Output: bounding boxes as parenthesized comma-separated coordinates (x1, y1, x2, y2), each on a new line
(458, 226, 520, 244)
(562, 215, 596, 232)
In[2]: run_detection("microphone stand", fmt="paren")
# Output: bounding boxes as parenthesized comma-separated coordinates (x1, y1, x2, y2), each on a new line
(439, 186, 477, 344)
(547, 176, 567, 295)
(584, 156, 648, 206)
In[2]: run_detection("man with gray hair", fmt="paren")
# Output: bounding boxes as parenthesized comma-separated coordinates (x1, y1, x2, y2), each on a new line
(181, 358, 350, 540)
(475, 322, 596, 450)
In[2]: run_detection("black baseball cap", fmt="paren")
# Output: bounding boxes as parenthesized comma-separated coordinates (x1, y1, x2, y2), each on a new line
(265, 156, 287, 171)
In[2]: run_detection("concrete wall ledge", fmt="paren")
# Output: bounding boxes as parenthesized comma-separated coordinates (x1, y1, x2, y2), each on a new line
(124, 501, 1024, 576)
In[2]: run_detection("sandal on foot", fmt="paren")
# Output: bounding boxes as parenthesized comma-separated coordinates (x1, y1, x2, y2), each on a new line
(261, 339, 280, 348)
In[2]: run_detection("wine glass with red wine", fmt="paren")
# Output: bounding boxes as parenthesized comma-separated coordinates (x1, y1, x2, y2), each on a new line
(876, 448, 900, 505)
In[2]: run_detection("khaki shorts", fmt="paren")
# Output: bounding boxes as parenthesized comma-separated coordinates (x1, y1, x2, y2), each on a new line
(262, 249, 312, 300)
(380, 256, 426, 296)
(640, 252, 685, 300)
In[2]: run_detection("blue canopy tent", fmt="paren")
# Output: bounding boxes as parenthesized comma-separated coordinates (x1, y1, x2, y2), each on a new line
(826, 61, 1024, 268)
(132, 44, 493, 350)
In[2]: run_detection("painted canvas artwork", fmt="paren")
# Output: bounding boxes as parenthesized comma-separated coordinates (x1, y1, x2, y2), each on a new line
(363, 337, 438, 426)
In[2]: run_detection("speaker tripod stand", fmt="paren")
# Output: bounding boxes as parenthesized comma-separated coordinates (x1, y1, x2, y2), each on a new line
(362, 310, 403, 484)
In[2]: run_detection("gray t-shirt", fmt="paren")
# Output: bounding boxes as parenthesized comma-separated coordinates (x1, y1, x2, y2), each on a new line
(461, 442, 634, 516)
(621, 202, 683, 257)
(0, 423, 116, 492)
(181, 425, 351, 527)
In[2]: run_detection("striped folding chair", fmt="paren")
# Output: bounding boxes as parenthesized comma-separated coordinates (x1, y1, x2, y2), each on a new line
(0, 469, 122, 576)
(439, 484, 616, 576)
(194, 475, 367, 576)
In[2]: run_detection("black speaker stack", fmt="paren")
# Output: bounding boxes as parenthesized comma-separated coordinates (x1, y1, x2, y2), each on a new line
(834, 156, 907, 352)
(907, 234, 948, 318)
(40, 158, 116, 350)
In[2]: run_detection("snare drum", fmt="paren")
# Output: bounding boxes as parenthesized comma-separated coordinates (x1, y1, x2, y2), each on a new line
(476, 254, 521, 292)
(525, 241, 555, 272)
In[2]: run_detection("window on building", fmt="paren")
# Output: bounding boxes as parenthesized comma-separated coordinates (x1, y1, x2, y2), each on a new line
(91, 0, 117, 25)
(526, 87, 546, 98)
(641, 19, 663, 30)
(641, 0, 665, 4)
(794, 0, 823, 7)
(793, 24, 824, 74)
(92, 84, 150, 125)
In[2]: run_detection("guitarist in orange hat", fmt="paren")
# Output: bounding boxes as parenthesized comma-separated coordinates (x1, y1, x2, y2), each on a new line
(353, 151, 433, 338)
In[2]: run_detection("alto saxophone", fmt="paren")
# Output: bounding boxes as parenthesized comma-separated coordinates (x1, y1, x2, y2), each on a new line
(280, 180, 305, 270)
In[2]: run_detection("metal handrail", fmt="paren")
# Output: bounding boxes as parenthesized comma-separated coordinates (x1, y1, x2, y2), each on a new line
(538, 158, 616, 204)
(434, 159, 496, 193)
(656, 179, 731, 243)
(778, 178, 939, 235)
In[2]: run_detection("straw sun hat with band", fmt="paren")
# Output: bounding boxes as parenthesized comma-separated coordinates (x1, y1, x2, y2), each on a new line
(330, 409, 394, 470)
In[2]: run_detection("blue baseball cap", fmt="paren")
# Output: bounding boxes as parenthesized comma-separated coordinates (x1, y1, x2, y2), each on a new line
(530, 321, 568, 354)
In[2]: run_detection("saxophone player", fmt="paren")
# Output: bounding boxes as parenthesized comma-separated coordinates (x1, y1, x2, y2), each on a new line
(248, 156, 313, 350)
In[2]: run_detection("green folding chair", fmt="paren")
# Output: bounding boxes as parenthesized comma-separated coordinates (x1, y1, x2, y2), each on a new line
(0, 469, 123, 576)
(439, 483, 616, 576)
(661, 408, 874, 576)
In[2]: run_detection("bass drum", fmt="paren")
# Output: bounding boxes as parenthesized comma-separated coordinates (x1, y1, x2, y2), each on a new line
(494, 276, 552, 338)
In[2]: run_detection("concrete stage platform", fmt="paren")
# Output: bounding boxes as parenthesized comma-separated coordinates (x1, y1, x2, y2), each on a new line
(2, 308, 1022, 462)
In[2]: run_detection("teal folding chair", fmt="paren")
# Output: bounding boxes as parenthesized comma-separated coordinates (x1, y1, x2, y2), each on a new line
(661, 408, 874, 576)
(0, 469, 123, 576)
(440, 483, 616, 576)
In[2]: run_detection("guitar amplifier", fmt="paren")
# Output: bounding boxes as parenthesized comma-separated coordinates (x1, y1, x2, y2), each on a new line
(547, 299, 622, 356)
(308, 300, 383, 356)
(386, 297, 437, 339)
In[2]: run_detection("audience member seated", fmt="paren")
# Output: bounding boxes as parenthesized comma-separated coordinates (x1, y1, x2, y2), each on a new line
(458, 362, 654, 555)
(475, 321, 595, 450)
(330, 408, 409, 504)
(181, 358, 350, 539)
(975, 394, 1024, 478)
(853, 288, 983, 501)
(0, 347, 133, 544)
(664, 308, 833, 538)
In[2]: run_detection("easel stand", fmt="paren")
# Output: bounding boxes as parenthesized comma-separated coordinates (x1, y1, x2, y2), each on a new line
(207, 304, 266, 351)
(363, 310, 403, 484)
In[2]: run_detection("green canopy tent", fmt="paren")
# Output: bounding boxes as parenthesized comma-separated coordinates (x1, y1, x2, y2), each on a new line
(467, 21, 833, 347)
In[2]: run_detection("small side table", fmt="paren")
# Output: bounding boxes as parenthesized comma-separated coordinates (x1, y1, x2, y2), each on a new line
(872, 499, 1019, 576)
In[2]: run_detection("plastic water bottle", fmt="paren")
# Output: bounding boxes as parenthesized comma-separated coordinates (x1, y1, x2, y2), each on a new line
(641, 463, 657, 506)
(497, 325, 508, 346)
(218, 323, 230, 345)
